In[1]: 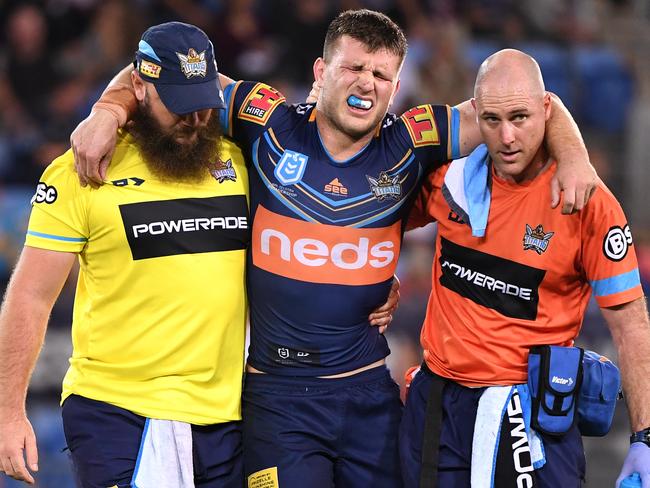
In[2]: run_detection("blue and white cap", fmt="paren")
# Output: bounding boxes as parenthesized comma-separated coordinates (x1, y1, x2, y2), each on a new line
(135, 21, 225, 114)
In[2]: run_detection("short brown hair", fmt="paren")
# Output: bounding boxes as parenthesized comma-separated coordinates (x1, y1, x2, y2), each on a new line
(323, 9, 407, 63)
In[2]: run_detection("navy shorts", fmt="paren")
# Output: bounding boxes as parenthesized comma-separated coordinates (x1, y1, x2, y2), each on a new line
(399, 366, 586, 487)
(61, 395, 243, 488)
(242, 365, 403, 488)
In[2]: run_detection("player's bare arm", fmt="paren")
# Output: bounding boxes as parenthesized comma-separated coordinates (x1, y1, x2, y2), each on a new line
(602, 297, 650, 431)
(71, 57, 595, 213)
(70, 65, 133, 188)
(0, 247, 76, 484)
(305, 77, 595, 215)
(70, 66, 241, 190)
(601, 297, 650, 485)
(455, 94, 596, 214)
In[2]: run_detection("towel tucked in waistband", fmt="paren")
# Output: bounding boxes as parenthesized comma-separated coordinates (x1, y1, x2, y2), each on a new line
(471, 385, 545, 488)
(131, 418, 194, 488)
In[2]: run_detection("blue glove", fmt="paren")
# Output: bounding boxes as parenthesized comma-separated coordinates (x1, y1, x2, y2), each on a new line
(617, 442, 650, 488)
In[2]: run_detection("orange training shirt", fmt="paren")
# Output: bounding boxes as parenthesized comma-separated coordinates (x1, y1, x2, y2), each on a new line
(410, 160, 642, 387)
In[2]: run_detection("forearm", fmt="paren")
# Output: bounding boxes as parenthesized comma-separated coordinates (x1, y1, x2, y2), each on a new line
(545, 93, 589, 167)
(93, 64, 136, 128)
(219, 73, 236, 88)
(0, 248, 75, 416)
(0, 283, 51, 416)
(93, 69, 236, 129)
(603, 297, 650, 431)
(0, 305, 49, 416)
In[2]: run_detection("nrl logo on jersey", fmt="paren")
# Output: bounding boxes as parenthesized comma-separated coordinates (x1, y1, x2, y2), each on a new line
(176, 48, 207, 78)
(523, 224, 554, 254)
(367, 172, 401, 201)
(210, 159, 237, 183)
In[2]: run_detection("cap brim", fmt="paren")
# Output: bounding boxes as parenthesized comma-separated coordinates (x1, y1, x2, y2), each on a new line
(155, 77, 225, 115)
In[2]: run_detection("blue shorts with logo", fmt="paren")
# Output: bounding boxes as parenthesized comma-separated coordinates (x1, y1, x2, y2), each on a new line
(61, 395, 243, 488)
(399, 365, 586, 488)
(242, 365, 403, 488)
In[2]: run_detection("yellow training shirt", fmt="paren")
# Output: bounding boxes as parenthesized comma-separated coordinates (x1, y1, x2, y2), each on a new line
(26, 131, 249, 425)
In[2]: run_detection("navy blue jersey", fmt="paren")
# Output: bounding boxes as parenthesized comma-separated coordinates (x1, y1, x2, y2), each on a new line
(222, 81, 460, 376)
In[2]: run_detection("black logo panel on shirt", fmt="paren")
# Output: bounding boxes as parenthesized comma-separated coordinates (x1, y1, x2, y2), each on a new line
(270, 343, 322, 366)
(438, 237, 545, 320)
(120, 195, 250, 260)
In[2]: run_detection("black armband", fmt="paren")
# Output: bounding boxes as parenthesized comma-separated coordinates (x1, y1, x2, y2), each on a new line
(630, 428, 650, 447)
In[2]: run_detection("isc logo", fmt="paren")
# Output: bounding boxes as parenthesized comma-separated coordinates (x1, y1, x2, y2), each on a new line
(252, 205, 400, 285)
(31, 182, 58, 204)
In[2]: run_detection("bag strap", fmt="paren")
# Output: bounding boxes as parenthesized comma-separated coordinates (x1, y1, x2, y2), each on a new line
(419, 363, 447, 488)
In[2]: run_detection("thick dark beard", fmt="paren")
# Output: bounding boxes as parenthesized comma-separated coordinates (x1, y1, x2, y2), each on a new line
(127, 103, 223, 183)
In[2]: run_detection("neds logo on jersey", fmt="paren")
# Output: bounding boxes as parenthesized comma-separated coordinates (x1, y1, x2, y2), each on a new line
(120, 195, 249, 260)
(252, 205, 400, 285)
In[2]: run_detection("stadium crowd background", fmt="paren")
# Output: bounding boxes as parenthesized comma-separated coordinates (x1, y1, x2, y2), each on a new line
(1, 0, 649, 486)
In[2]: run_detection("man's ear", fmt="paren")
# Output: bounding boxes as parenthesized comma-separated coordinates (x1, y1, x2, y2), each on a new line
(313, 57, 326, 85)
(388, 79, 401, 108)
(132, 71, 146, 103)
(543, 92, 552, 121)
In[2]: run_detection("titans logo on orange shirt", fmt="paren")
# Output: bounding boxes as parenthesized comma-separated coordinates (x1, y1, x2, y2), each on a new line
(238, 83, 286, 125)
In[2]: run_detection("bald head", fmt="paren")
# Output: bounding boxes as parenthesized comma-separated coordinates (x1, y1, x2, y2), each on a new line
(474, 49, 545, 100)
(471, 49, 552, 183)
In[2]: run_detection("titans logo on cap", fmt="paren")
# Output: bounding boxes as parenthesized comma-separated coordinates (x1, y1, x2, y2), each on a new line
(176, 48, 207, 78)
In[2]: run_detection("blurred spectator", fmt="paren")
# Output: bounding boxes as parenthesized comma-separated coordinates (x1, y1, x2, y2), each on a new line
(264, 0, 333, 88)
(407, 16, 472, 107)
(212, 0, 279, 81)
(0, 3, 59, 183)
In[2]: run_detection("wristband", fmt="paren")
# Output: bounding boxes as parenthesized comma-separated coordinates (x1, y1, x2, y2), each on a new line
(94, 83, 137, 127)
(630, 427, 650, 447)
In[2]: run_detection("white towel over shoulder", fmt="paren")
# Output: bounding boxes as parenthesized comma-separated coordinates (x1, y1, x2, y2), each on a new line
(132, 418, 194, 488)
(442, 144, 492, 237)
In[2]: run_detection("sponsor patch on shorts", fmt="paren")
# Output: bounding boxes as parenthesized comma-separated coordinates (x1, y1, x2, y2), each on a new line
(248, 466, 279, 488)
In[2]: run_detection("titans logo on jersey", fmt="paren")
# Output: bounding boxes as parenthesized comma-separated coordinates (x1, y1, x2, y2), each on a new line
(223, 80, 461, 376)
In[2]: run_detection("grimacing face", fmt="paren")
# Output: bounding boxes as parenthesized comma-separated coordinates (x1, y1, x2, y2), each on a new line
(474, 87, 551, 182)
(315, 35, 402, 141)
